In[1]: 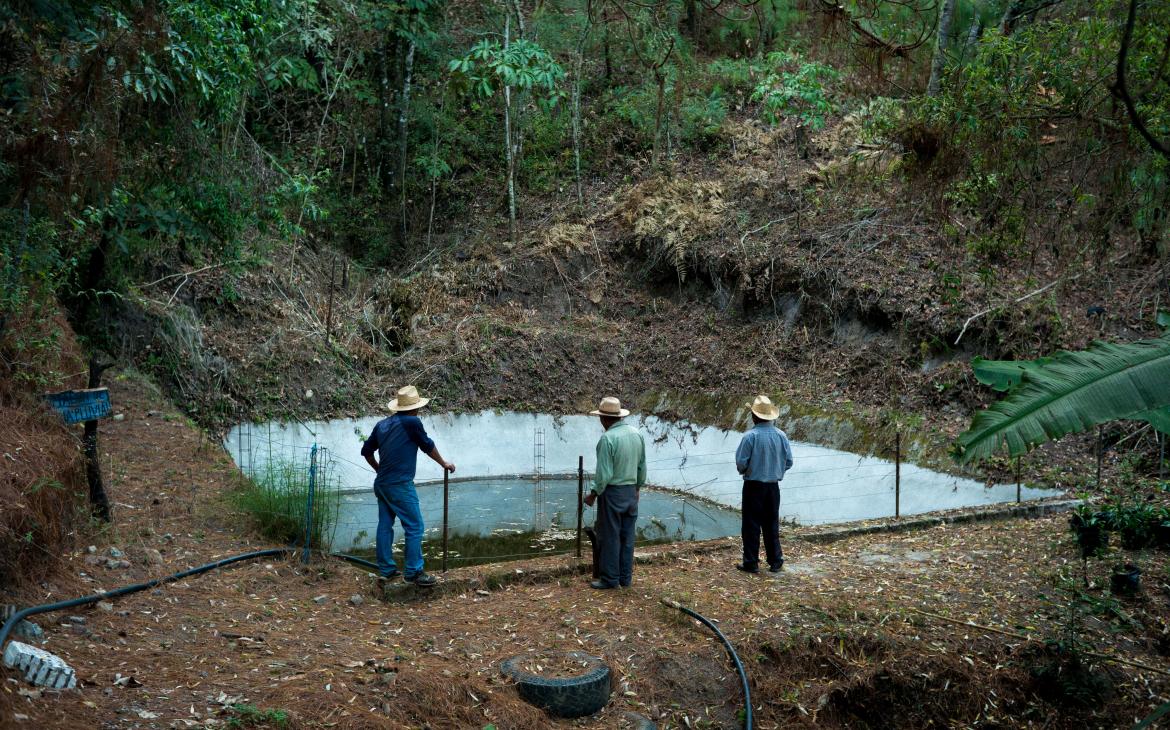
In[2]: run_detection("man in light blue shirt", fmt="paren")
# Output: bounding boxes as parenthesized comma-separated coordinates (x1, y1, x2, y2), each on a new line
(734, 395, 793, 573)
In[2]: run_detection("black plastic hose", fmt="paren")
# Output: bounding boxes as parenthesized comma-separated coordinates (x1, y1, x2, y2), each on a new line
(661, 598, 752, 730)
(329, 552, 378, 570)
(0, 548, 293, 647)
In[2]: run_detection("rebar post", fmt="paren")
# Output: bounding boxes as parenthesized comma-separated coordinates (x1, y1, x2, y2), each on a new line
(894, 432, 901, 519)
(1097, 425, 1103, 488)
(302, 444, 318, 564)
(1015, 456, 1021, 504)
(442, 469, 450, 573)
(576, 456, 584, 559)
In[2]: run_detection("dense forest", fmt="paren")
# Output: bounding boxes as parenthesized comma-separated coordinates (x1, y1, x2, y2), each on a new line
(2, 0, 1170, 725)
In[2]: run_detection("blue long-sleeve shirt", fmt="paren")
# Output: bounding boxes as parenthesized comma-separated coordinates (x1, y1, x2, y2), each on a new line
(361, 414, 436, 488)
(735, 423, 793, 483)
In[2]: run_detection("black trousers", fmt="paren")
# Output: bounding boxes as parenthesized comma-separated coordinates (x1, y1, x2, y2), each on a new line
(595, 485, 638, 588)
(742, 480, 783, 569)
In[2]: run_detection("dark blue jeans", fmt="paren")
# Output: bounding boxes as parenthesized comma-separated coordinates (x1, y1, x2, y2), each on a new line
(596, 485, 638, 587)
(374, 480, 425, 578)
(742, 480, 783, 570)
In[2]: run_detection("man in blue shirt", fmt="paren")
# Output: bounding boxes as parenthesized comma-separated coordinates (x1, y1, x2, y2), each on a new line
(361, 385, 455, 587)
(734, 395, 794, 574)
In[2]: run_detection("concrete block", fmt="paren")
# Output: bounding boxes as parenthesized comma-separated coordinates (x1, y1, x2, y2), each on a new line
(3, 641, 77, 689)
(1, 607, 44, 642)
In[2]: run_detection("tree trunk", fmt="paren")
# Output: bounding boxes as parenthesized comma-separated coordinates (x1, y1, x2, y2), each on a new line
(652, 69, 666, 169)
(427, 95, 445, 249)
(572, 18, 592, 207)
(927, 0, 957, 96)
(504, 14, 518, 242)
(603, 9, 612, 82)
(398, 40, 416, 243)
(685, 0, 698, 38)
(999, 0, 1022, 35)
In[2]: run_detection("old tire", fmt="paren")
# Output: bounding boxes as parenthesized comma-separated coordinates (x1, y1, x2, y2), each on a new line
(500, 651, 611, 718)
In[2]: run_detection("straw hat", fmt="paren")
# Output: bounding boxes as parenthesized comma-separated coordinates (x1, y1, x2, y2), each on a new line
(388, 385, 431, 412)
(748, 394, 780, 421)
(589, 396, 630, 418)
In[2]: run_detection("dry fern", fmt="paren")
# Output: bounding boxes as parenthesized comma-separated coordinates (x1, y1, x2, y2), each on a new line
(541, 223, 591, 256)
(617, 178, 726, 281)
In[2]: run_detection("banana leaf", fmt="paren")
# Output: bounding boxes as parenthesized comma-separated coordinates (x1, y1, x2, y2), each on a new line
(954, 335, 1170, 463)
(1139, 408, 1170, 434)
(971, 357, 1052, 392)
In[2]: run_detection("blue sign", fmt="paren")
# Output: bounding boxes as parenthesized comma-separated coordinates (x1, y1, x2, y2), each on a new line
(45, 388, 112, 424)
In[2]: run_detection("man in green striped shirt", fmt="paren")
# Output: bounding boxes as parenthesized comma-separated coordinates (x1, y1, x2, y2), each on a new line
(583, 396, 647, 589)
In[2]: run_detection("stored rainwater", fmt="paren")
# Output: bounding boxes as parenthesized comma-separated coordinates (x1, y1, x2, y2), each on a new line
(225, 411, 1058, 558)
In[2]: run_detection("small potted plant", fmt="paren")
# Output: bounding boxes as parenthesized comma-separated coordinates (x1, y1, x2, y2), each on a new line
(1154, 507, 1170, 549)
(1115, 503, 1157, 550)
(1110, 563, 1141, 595)
(1069, 504, 1108, 557)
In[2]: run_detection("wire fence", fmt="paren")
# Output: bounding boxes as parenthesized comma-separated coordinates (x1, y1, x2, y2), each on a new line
(225, 426, 1041, 572)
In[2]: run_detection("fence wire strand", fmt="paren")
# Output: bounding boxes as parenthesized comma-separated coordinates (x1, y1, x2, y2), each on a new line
(225, 424, 1013, 567)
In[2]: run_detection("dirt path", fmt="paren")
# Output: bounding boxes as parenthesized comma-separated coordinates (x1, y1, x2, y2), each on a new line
(3, 375, 1168, 728)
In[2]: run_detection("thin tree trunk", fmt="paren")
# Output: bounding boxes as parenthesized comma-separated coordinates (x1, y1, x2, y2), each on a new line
(427, 94, 446, 249)
(927, 0, 957, 96)
(652, 69, 666, 168)
(572, 17, 593, 207)
(398, 40, 416, 243)
(504, 14, 518, 242)
(377, 37, 395, 189)
(999, 0, 1022, 35)
(603, 9, 612, 82)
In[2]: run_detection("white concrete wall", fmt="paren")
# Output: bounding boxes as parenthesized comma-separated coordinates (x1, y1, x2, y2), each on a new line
(225, 410, 1055, 527)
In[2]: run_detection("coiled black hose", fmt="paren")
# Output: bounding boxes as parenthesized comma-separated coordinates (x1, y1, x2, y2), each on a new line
(0, 548, 397, 647)
(661, 598, 753, 730)
(0, 548, 300, 647)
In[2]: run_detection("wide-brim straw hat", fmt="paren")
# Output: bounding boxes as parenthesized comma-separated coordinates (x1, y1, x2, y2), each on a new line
(589, 396, 630, 418)
(748, 394, 780, 421)
(388, 385, 431, 412)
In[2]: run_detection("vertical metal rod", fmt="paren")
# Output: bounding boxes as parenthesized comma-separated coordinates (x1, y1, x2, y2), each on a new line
(1096, 425, 1103, 488)
(1160, 431, 1165, 480)
(894, 432, 901, 519)
(302, 444, 318, 564)
(442, 469, 450, 573)
(325, 257, 337, 346)
(576, 456, 584, 559)
(1015, 455, 1021, 504)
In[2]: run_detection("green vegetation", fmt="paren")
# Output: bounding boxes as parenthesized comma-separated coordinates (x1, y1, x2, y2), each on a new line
(955, 330, 1170, 463)
(226, 703, 290, 728)
(229, 456, 339, 548)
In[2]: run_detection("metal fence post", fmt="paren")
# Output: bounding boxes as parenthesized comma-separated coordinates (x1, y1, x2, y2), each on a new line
(1160, 431, 1165, 480)
(442, 469, 450, 573)
(576, 456, 584, 559)
(302, 444, 318, 564)
(1097, 425, 1103, 488)
(894, 432, 901, 519)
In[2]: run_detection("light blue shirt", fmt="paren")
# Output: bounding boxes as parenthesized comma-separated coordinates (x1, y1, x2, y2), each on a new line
(735, 423, 793, 482)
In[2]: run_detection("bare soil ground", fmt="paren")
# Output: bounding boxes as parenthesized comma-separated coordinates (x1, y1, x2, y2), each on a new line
(3, 376, 1168, 729)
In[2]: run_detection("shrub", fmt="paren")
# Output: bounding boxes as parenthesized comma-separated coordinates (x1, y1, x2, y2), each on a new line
(229, 454, 339, 548)
(750, 51, 839, 130)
